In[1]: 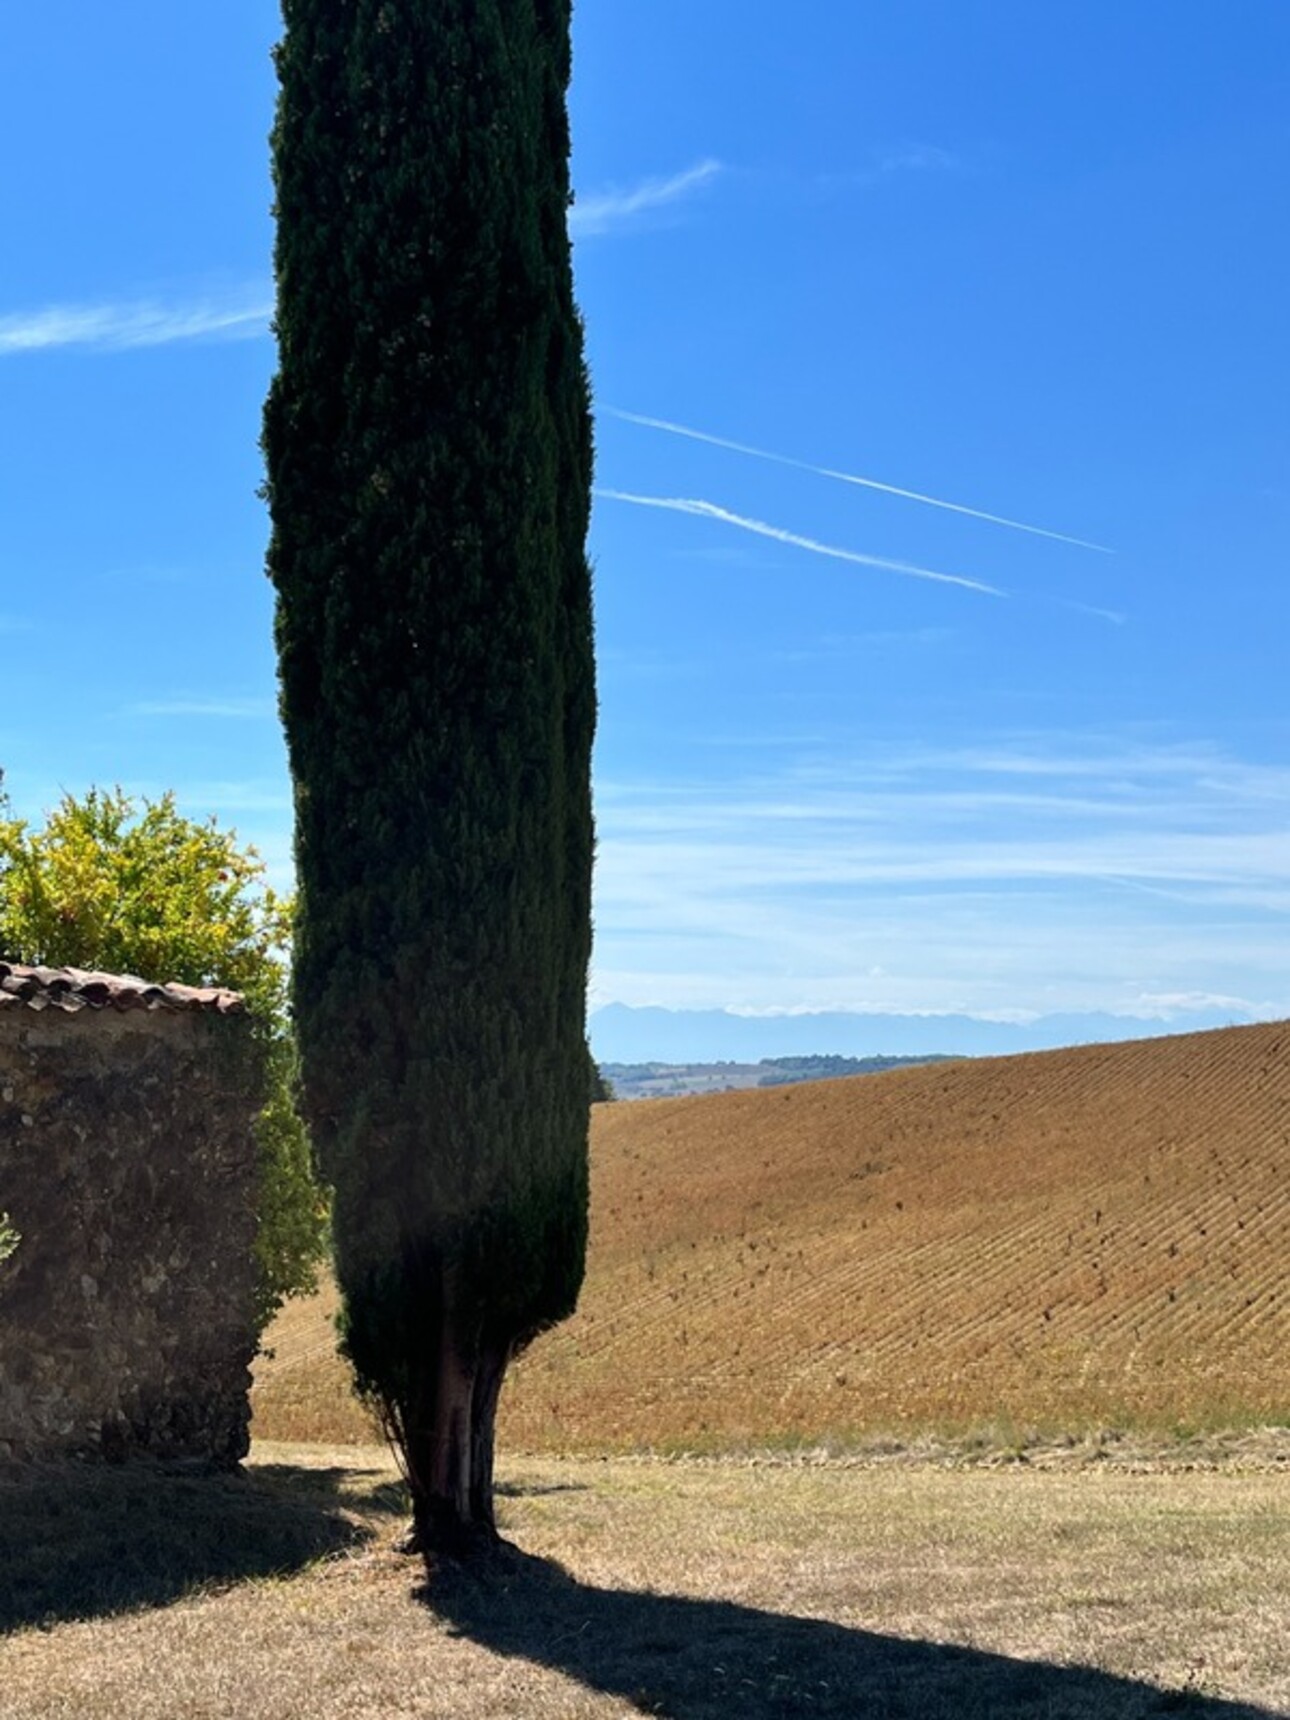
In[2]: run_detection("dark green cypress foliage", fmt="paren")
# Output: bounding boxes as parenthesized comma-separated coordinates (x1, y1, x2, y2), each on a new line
(263, 0, 594, 1549)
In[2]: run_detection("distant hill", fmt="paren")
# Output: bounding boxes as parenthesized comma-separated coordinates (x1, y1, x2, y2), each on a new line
(588, 1002, 1253, 1064)
(253, 1019, 1289, 1452)
(601, 1053, 955, 1102)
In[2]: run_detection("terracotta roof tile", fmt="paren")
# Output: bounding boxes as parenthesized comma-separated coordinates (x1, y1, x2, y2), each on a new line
(0, 962, 244, 1016)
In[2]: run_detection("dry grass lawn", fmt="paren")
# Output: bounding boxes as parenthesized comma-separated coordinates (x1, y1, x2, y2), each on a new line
(1, 1438, 1288, 1719)
(254, 1022, 1290, 1451)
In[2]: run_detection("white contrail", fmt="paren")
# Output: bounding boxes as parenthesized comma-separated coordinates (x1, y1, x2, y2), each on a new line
(596, 490, 1004, 596)
(606, 407, 1112, 554)
(1051, 596, 1128, 626)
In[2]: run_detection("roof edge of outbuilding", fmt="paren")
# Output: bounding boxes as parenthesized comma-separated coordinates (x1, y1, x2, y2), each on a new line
(0, 962, 245, 1016)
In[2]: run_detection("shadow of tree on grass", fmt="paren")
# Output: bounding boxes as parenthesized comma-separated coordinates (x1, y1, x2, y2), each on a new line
(423, 1543, 1278, 1720)
(0, 1459, 390, 1633)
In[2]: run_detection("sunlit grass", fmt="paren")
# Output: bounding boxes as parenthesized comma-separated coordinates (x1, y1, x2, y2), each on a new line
(2, 1442, 1287, 1718)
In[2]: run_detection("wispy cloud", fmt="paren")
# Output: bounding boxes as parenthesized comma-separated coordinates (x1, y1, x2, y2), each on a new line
(810, 144, 966, 198)
(596, 488, 1004, 596)
(880, 141, 963, 172)
(873, 142, 960, 176)
(607, 407, 1113, 553)
(129, 697, 275, 720)
(589, 735, 1290, 1017)
(0, 287, 272, 356)
(174, 780, 292, 815)
(571, 160, 722, 237)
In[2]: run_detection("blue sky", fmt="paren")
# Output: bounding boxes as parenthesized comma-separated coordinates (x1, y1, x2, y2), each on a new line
(3, 2, 1288, 1036)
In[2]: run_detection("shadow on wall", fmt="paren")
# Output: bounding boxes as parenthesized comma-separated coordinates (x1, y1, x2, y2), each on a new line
(422, 1543, 1278, 1720)
(0, 1459, 400, 1633)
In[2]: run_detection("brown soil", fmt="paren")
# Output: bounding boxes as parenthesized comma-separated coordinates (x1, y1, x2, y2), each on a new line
(252, 1020, 1290, 1450)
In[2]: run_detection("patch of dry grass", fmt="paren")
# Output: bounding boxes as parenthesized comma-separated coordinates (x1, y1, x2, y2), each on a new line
(0, 1453, 374, 1630)
(1, 1441, 1287, 1718)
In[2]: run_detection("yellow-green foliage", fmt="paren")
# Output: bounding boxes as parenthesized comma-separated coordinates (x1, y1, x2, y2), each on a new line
(0, 785, 327, 1330)
(0, 1211, 17, 1263)
(0, 786, 280, 997)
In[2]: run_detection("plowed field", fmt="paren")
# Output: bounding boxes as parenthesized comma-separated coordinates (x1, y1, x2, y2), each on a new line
(252, 1020, 1290, 1450)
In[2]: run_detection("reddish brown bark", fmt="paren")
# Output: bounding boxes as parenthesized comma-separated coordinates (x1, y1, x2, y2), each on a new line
(398, 1314, 512, 1557)
(468, 1340, 511, 1533)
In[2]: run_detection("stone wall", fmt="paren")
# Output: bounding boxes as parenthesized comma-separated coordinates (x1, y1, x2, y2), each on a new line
(0, 967, 261, 1467)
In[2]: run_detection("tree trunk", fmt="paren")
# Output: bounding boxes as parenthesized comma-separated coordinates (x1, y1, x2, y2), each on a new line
(468, 1339, 511, 1534)
(401, 1318, 511, 1557)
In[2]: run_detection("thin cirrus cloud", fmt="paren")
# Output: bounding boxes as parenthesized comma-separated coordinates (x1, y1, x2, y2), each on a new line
(874, 143, 960, 175)
(0, 288, 273, 356)
(607, 407, 1113, 554)
(0, 159, 721, 357)
(570, 159, 723, 237)
(590, 735, 1290, 1019)
(129, 697, 276, 720)
(596, 488, 1004, 597)
(592, 739, 1290, 903)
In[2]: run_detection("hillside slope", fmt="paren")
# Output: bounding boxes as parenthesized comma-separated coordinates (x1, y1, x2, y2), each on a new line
(252, 1021, 1289, 1450)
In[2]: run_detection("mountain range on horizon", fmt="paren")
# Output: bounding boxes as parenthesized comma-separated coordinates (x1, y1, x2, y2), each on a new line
(587, 1001, 1267, 1065)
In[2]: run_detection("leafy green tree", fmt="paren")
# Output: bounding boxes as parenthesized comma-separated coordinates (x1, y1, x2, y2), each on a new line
(0, 785, 327, 1330)
(265, 0, 595, 1550)
(589, 1052, 615, 1104)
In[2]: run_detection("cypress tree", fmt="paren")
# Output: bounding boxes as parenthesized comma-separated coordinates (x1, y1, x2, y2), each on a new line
(263, 0, 594, 1551)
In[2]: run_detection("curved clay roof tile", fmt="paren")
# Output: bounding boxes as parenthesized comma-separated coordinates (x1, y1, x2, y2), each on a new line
(0, 962, 244, 1015)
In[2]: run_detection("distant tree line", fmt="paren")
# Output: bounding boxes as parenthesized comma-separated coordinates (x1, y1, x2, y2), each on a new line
(597, 1054, 957, 1100)
(757, 1054, 955, 1086)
